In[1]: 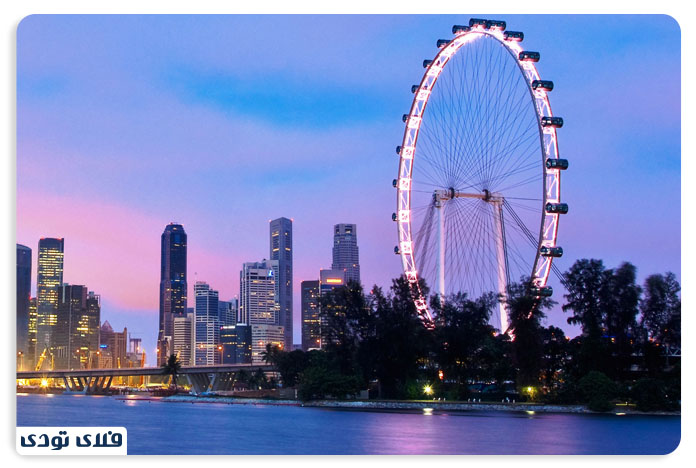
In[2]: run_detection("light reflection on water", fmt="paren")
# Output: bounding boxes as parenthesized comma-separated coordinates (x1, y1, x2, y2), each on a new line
(17, 394, 680, 455)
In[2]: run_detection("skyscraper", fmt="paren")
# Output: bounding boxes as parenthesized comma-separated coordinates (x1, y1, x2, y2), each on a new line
(17, 244, 32, 370)
(158, 223, 187, 365)
(28, 297, 37, 367)
(52, 284, 100, 370)
(194, 281, 220, 366)
(270, 217, 293, 351)
(332, 224, 360, 284)
(240, 260, 284, 358)
(36, 237, 64, 365)
(173, 312, 194, 366)
(301, 280, 320, 351)
(251, 324, 285, 364)
(99, 319, 127, 369)
(235, 323, 252, 364)
(80, 291, 102, 368)
(239, 260, 279, 326)
(218, 298, 237, 327)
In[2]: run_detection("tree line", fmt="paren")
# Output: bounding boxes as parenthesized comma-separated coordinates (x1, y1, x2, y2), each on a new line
(262, 258, 680, 411)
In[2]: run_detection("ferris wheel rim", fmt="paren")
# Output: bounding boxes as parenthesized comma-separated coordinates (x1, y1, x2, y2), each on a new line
(395, 23, 564, 328)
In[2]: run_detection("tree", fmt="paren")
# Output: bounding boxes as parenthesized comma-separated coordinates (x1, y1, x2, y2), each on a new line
(562, 259, 607, 339)
(297, 350, 362, 400)
(631, 378, 670, 411)
(601, 262, 641, 379)
(640, 272, 681, 348)
(160, 354, 182, 391)
(503, 278, 555, 392)
(431, 290, 497, 397)
(367, 279, 430, 398)
(260, 343, 282, 366)
(539, 326, 570, 395)
(578, 370, 617, 412)
(274, 350, 309, 387)
(248, 368, 271, 390)
(319, 281, 371, 377)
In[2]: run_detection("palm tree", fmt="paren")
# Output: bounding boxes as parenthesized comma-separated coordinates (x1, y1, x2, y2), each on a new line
(260, 343, 281, 365)
(161, 354, 182, 391)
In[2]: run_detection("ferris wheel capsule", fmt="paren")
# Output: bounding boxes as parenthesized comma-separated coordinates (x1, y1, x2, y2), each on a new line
(503, 31, 524, 42)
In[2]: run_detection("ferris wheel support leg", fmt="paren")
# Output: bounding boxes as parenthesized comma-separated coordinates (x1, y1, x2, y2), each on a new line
(436, 199, 446, 302)
(493, 201, 509, 333)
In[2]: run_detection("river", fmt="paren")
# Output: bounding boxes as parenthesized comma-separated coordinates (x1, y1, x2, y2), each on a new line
(16, 393, 680, 455)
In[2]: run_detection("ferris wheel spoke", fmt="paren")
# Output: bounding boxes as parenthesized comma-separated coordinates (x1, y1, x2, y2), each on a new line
(447, 201, 484, 294)
(496, 173, 541, 194)
(485, 116, 537, 185)
(487, 158, 539, 191)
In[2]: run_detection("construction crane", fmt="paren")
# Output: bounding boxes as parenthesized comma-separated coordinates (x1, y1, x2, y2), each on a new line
(35, 346, 54, 372)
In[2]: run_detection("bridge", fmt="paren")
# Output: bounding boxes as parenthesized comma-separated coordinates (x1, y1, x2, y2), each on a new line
(16, 364, 274, 395)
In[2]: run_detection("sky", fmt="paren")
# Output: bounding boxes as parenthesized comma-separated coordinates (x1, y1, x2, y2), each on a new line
(16, 14, 681, 362)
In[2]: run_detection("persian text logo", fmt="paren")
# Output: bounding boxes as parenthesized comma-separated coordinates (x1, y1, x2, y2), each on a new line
(17, 427, 127, 455)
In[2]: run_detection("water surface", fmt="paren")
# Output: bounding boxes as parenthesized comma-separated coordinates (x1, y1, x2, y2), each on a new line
(17, 394, 680, 455)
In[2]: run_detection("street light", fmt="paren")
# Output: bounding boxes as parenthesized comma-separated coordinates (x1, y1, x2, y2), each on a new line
(423, 385, 434, 396)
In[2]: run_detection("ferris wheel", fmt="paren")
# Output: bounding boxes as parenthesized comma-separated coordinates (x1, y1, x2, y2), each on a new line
(393, 18, 568, 332)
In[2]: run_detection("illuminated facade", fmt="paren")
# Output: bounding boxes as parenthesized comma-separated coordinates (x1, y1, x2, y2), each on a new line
(270, 217, 293, 351)
(36, 237, 64, 365)
(78, 292, 101, 368)
(239, 260, 279, 325)
(53, 284, 99, 370)
(158, 223, 187, 365)
(332, 224, 360, 284)
(301, 280, 320, 351)
(251, 324, 284, 364)
(17, 244, 32, 369)
(194, 281, 220, 366)
(237, 324, 252, 364)
(173, 311, 194, 366)
(28, 298, 37, 367)
(219, 323, 251, 364)
(99, 320, 127, 369)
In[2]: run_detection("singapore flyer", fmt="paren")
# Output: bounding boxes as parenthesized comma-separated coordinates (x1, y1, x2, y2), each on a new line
(394, 18, 568, 333)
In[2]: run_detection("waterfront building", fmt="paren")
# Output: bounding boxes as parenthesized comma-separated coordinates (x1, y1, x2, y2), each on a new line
(331, 224, 360, 284)
(52, 284, 99, 370)
(235, 323, 252, 364)
(17, 244, 32, 369)
(158, 223, 187, 365)
(194, 281, 220, 366)
(173, 311, 194, 366)
(240, 260, 282, 360)
(251, 324, 284, 364)
(239, 260, 279, 325)
(319, 269, 347, 349)
(79, 292, 102, 368)
(219, 324, 237, 364)
(36, 237, 64, 366)
(28, 298, 37, 367)
(99, 320, 128, 369)
(270, 217, 293, 351)
(301, 280, 321, 351)
(219, 321, 253, 364)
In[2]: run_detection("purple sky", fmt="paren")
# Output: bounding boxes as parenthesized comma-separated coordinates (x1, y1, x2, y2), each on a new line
(17, 15, 681, 362)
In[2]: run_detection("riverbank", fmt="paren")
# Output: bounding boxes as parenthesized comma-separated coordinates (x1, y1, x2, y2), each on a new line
(116, 394, 679, 416)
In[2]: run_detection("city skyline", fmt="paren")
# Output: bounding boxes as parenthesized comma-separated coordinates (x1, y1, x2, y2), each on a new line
(17, 15, 680, 358)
